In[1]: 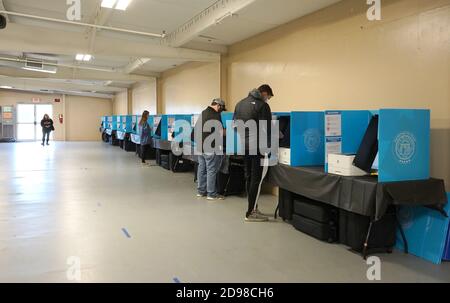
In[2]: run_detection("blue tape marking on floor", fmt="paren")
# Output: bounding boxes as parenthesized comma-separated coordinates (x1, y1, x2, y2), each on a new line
(173, 277, 181, 283)
(122, 228, 131, 238)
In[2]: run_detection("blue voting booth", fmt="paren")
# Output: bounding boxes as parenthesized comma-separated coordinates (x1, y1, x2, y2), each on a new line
(396, 193, 450, 264)
(130, 115, 141, 145)
(111, 115, 119, 131)
(274, 111, 325, 166)
(101, 116, 108, 130)
(324, 110, 372, 171)
(116, 115, 132, 141)
(221, 112, 241, 155)
(378, 109, 430, 182)
(444, 219, 450, 261)
(324, 109, 430, 182)
(158, 114, 192, 141)
(105, 116, 113, 136)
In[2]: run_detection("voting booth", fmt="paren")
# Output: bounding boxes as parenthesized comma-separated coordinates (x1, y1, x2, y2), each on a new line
(163, 114, 192, 142)
(101, 116, 108, 130)
(116, 115, 132, 140)
(324, 109, 430, 182)
(130, 115, 141, 145)
(221, 112, 241, 155)
(274, 111, 325, 167)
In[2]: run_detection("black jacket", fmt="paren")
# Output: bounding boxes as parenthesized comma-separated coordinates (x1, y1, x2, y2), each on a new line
(233, 89, 272, 154)
(194, 106, 224, 152)
(41, 119, 54, 132)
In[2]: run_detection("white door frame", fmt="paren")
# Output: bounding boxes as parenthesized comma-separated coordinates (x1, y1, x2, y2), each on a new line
(16, 103, 54, 142)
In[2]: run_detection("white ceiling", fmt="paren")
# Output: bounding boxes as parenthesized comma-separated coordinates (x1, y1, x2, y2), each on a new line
(196, 0, 341, 45)
(0, 0, 342, 98)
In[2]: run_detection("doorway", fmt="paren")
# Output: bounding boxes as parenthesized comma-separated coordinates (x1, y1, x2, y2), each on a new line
(16, 104, 54, 141)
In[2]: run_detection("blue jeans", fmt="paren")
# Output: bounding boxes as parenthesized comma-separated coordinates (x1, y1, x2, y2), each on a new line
(197, 154, 222, 197)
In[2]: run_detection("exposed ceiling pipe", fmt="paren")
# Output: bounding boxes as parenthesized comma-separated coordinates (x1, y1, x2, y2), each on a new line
(0, 10, 166, 38)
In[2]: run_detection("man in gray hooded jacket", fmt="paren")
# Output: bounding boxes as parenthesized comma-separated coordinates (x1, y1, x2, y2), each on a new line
(233, 85, 274, 222)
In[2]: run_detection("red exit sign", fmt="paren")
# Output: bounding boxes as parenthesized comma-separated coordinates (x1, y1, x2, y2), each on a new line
(32, 97, 41, 103)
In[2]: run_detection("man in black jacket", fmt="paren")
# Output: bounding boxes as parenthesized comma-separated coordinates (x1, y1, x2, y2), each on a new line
(233, 85, 274, 222)
(194, 98, 226, 201)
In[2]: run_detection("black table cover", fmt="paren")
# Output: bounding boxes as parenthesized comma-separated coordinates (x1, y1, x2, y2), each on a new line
(267, 165, 447, 220)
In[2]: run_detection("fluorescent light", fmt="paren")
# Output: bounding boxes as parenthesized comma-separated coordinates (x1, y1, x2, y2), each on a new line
(22, 67, 57, 74)
(76, 54, 92, 61)
(0, 86, 13, 89)
(101, 0, 117, 9)
(101, 0, 132, 10)
(115, 0, 132, 10)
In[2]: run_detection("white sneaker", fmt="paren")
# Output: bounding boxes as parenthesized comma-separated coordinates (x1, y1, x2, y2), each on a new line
(197, 193, 206, 198)
(207, 195, 225, 201)
(245, 212, 269, 222)
(255, 209, 270, 217)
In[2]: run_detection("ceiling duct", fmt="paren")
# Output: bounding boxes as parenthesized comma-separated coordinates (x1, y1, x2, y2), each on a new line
(23, 57, 58, 74)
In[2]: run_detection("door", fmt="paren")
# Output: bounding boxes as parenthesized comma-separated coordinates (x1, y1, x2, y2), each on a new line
(16, 104, 54, 141)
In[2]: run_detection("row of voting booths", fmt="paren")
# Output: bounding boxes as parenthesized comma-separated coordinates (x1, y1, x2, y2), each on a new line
(100, 109, 449, 262)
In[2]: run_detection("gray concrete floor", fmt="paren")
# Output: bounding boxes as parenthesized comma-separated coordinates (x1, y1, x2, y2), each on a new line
(0, 142, 449, 283)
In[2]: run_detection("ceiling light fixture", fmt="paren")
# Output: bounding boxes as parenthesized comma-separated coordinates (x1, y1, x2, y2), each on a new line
(101, 0, 132, 10)
(101, 0, 117, 9)
(76, 54, 92, 62)
(0, 85, 13, 89)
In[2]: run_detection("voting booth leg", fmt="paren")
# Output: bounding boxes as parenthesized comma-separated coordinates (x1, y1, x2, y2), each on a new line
(362, 222, 373, 260)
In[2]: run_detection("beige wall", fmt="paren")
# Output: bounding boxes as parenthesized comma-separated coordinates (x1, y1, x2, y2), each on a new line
(65, 95, 113, 141)
(113, 90, 129, 115)
(223, 0, 450, 187)
(159, 61, 221, 114)
(132, 80, 157, 115)
(0, 89, 112, 141)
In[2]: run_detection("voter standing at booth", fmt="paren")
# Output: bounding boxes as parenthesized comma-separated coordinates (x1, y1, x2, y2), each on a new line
(139, 110, 151, 165)
(40, 114, 54, 146)
(194, 98, 227, 200)
(234, 85, 274, 222)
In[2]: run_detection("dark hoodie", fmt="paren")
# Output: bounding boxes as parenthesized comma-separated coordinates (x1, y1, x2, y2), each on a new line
(41, 118, 54, 133)
(233, 89, 272, 155)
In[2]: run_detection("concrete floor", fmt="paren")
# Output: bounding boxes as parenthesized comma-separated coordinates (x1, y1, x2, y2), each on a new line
(0, 142, 449, 283)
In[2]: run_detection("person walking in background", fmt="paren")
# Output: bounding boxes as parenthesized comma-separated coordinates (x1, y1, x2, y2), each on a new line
(139, 110, 152, 165)
(194, 98, 227, 201)
(233, 84, 274, 222)
(40, 114, 54, 146)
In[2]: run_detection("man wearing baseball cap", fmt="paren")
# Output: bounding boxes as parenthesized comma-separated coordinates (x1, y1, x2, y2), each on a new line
(194, 98, 227, 201)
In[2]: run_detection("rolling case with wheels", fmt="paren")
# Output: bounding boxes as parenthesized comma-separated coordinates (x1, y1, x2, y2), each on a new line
(292, 214, 338, 243)
(169, 152, 193, 173)
(160, 154, 170, 170)
(217, 160, 245, 196)
(339, 208, 397, 254)
(277, 188, 294, 221)
(109, 132, 119, 146)
(294, 197, 338, 224)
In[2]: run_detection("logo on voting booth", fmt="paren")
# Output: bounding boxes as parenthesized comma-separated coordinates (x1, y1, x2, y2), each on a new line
(393, 132, 416, 164)
(303, 128, 321, 153)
